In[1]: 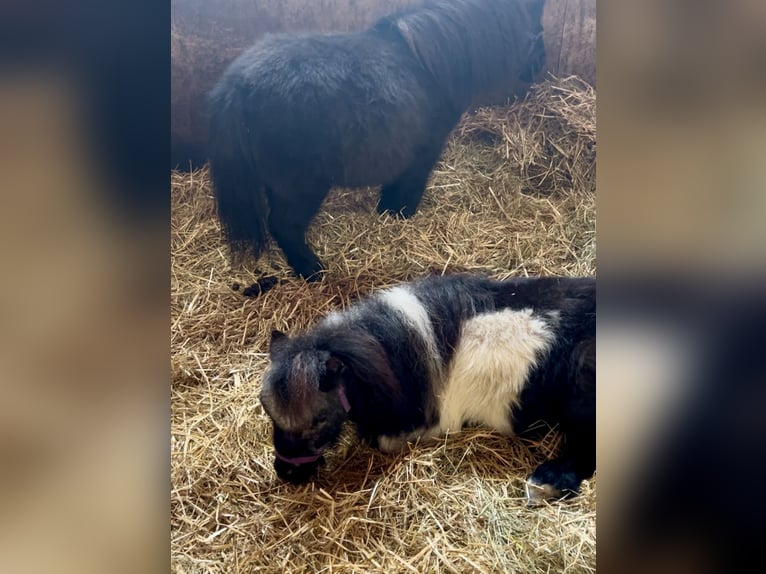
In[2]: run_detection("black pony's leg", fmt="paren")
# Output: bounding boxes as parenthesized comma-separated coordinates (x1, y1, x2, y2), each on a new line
(267, 183, 328, 280)
(377, 142, 445, 218)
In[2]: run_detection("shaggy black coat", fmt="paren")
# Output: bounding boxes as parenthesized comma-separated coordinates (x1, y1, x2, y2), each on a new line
(208, 0, 547, 278)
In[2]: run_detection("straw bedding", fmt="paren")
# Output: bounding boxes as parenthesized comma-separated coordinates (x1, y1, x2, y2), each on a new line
(171, 75, 596, 573)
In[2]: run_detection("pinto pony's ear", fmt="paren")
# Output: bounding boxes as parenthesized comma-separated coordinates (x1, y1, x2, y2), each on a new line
(269, 330, 289, 355)
(318, 355, 345, 392)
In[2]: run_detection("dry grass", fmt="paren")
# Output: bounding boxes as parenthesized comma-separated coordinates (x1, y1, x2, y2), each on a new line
(171, 75, 596, 573)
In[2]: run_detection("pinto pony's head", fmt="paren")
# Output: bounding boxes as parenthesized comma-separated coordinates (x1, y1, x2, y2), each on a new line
(259, 330, 352, 484)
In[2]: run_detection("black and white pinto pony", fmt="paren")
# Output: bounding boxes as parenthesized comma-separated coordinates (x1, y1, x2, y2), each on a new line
(260, 273, 595, 503)
(207, 0, 547, 279)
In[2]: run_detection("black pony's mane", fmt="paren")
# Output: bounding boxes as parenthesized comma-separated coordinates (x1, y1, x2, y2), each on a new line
(375, 0, 543, 106)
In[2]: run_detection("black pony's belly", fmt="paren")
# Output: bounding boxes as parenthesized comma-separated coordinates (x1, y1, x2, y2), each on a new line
(338, 149, 417, 188)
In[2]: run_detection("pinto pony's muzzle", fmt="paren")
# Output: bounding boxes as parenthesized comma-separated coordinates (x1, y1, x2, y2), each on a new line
(273, 386, 351, 483)
(275, 452, 323, 465)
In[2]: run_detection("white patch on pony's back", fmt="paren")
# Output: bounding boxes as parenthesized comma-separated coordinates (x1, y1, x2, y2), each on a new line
(321, 310, 347, 327)
(438, 308, 555, 434)
(378, 285, 443, 384)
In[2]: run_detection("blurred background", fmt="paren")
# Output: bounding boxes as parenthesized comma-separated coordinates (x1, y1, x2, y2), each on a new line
(0, 2, 168, 573)
(0, 1, 764, 573)
(598, 1, 765, 572)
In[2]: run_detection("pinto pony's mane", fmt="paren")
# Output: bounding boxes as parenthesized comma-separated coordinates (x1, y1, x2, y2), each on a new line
(319, 329, 401, 396)
(378, 0, 545, 106)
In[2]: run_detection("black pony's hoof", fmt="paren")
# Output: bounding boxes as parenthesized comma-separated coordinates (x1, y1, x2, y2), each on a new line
(293, 259, 325, 282)
(525, 460, 582, 504)
(302, 270, 324, 283)
(285, 249, 325, 282)
(376, 203, 417, 219)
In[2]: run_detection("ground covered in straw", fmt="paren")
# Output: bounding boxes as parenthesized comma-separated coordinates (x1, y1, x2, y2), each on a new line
(171, 76, 596, 573)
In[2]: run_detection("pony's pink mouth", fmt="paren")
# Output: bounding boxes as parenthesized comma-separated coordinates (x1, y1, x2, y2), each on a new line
(338, 386, 351, 412)
(274, 451, 322, 466)
(273, 386, 351, 467)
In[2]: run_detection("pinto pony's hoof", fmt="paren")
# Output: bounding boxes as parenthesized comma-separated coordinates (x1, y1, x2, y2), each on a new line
(525, 479, 564, 505)
(524, 460, 583, 504)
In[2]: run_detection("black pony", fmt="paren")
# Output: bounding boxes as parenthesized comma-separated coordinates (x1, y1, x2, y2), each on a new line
(207, 0, 547, 279)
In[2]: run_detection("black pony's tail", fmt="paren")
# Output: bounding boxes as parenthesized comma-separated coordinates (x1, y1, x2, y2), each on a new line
(207, 84, 270, 264)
